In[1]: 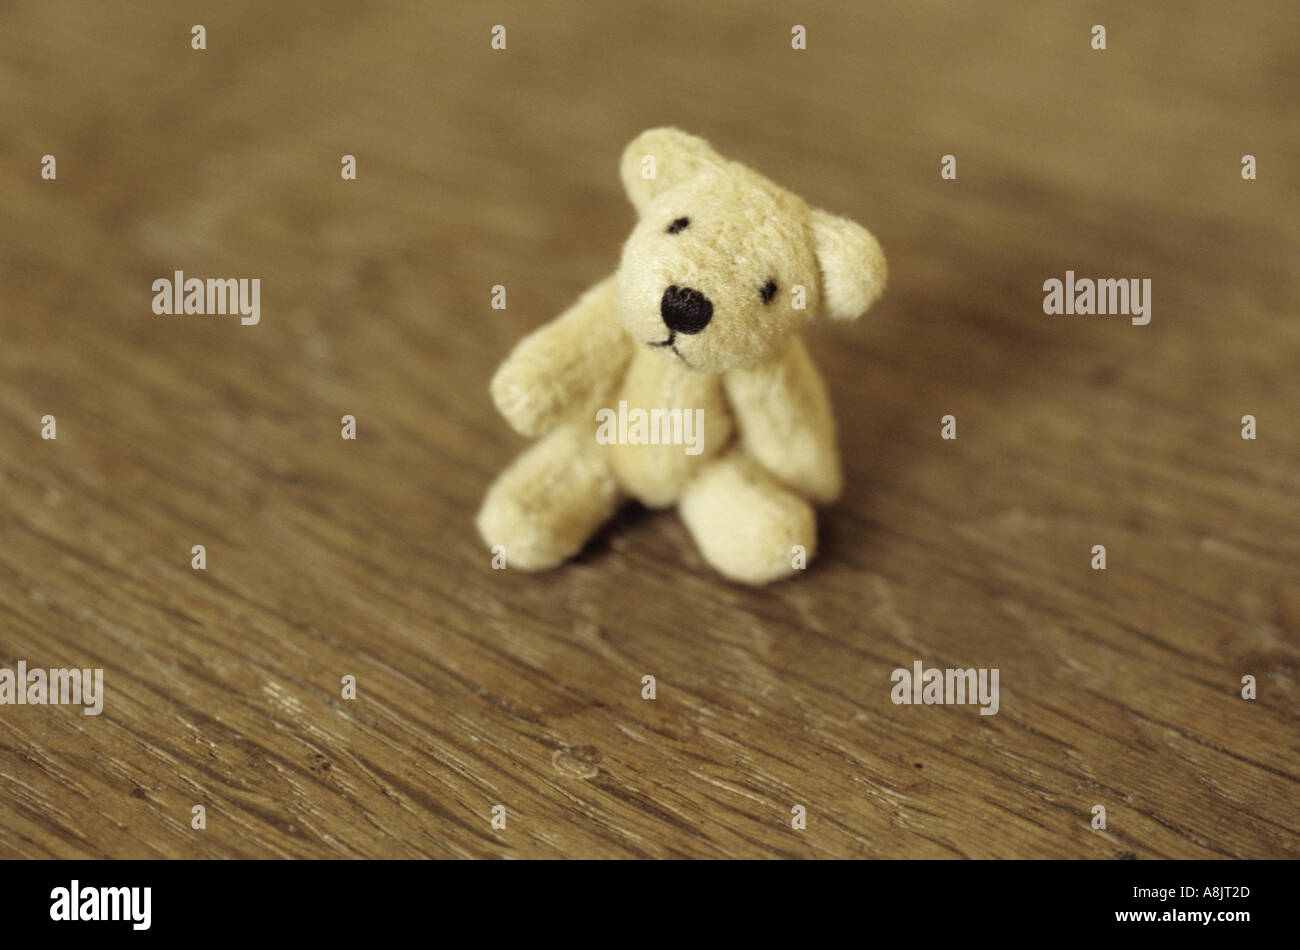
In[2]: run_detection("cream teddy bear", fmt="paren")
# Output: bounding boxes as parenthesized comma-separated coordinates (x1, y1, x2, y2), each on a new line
(478, 128, 886, 584)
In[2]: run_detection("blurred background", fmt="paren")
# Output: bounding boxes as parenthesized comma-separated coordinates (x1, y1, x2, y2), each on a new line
(1, 0, 1296, 858)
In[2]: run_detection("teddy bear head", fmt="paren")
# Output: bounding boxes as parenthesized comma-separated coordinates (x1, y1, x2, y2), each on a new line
(615, 127, 886, 373)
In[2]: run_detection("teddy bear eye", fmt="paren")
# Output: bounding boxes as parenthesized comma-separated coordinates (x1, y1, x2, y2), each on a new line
(666, 217, 690, 234)
(760, 280, 778, 304)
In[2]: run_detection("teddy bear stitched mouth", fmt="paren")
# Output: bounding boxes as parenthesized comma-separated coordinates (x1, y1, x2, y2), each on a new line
(647, 331, 693, 366)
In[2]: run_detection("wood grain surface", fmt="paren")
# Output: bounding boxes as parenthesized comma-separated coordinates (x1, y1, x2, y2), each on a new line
(1, 0, 1297, 859)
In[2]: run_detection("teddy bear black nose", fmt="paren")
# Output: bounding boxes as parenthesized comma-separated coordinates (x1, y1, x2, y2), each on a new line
(659, 285, 714, 335)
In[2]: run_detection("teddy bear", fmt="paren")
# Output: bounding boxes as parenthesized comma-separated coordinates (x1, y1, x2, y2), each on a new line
(477, 128, 886, 584)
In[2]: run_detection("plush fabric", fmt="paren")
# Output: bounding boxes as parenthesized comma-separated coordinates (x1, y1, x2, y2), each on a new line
(478, 128, 886, 584)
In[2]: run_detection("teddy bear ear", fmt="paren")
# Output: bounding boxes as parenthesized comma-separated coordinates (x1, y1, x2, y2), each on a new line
(810, 208, 887, 320)
(620, 128, 725, 216)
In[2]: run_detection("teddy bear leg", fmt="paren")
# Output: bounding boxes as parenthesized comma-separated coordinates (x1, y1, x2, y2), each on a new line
(679, 450, 817, 585)
(477, 422, 623, 570)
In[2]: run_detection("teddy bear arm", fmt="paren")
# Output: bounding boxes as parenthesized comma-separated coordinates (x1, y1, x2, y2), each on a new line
(489, 276, 632, 437)
(722, 339, 843, 504)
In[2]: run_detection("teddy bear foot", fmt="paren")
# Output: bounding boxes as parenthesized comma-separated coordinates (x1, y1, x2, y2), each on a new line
(679, 452, 817, 585)
(477, 422, 623, 571)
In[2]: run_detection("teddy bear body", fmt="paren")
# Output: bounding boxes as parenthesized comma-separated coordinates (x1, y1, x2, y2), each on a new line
(608, 341, 734, 506)
(478, 129, 885, 584)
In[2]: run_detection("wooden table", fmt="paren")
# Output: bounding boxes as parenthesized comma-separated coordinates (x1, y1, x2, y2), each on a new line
(1, 0, 1296, 858)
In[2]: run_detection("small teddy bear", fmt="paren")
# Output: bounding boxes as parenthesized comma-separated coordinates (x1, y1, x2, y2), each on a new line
(478, 128, 886, 584)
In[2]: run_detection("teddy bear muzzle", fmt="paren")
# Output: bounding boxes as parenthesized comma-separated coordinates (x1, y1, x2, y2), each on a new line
(659, 285, 714, 335)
